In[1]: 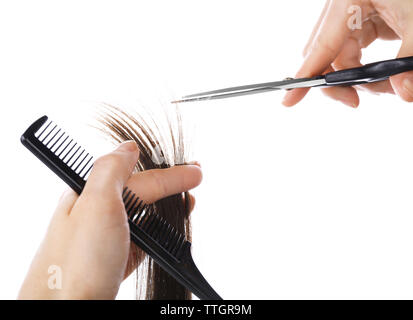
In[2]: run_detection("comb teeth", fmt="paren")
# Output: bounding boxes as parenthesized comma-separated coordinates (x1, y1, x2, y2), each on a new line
(25, 117, 188, 261)
(122, 187, 187, 260)
(23, 116, 222, 300)
(35, 119, 94, 180)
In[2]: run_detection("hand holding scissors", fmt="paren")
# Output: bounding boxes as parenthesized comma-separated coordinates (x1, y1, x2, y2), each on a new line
(174, 0, 413, 107)
(283, 0, 413, 108)
(173, 56, 413, 105)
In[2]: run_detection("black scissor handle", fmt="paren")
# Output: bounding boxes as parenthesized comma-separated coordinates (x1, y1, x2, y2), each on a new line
(324, 56, 413, 87)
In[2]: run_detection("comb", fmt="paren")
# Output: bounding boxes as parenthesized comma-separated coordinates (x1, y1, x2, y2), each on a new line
(21, 115, 222, 300)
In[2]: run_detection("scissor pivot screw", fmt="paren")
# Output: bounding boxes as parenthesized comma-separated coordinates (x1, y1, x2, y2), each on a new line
(284, 77, 295, 90)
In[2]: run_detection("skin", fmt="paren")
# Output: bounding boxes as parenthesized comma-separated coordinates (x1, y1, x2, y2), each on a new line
(282, 0, 413, 108)
(18, 141, 202, 299)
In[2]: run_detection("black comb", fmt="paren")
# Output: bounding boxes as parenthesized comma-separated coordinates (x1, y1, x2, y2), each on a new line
(21, 115, 222, 300)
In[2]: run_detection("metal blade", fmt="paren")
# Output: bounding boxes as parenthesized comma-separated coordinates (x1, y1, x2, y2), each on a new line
(172, 86, 285, 103)
(172, 77, 326, 103)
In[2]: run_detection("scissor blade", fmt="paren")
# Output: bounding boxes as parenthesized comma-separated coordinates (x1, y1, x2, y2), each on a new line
(172, 86, 283, 103)
(172, 76, 326, 103)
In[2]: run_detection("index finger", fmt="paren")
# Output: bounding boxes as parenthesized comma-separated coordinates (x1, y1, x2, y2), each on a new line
(303, 0, 331, 58)
(283, 0, 354, 106)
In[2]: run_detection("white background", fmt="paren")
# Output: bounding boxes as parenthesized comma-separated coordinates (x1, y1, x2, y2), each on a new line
(1, 0, 413, 299)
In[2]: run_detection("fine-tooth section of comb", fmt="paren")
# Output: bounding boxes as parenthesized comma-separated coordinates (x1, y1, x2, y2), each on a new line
(121, 187, 190, 261)
(24, 116, 191, 262)
(22, 115, 222, 300)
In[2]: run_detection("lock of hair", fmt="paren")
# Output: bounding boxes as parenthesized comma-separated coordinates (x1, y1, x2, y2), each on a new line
(21, 115, 222, 300)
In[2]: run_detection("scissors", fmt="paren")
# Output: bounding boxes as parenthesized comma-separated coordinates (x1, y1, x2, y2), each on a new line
(172, 56, 413, 103)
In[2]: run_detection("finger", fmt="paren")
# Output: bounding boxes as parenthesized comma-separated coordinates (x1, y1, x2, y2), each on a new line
(389, 28, 413, 102)
(321, 86, 359, 108)
(183, 192, 196, 213)
(347, 10, 398, 48)
(355, 80, 394, 95)
(320, 65, 360, 108)
(83, 141, 139, 197)
(303, 0, 331, 57)
(345, 15, 398, 80)
(292, 0, 354, 76)
(370, 15, 399, 41)
(55, 189, 78, 217)
(123, 181, 199, 279)
(283, 0, 354, 106)
(332, 35, 361, 71)
(188, 160, 201, 168)
(124, 243, 142, 280)
(282, 87, 311, 107)
(126, 165, 202, 204)
(356, 19, 379, 49)
(340, 20, 394, 95)
(328, 39, 361, 108)
(333, 36, 394, 96)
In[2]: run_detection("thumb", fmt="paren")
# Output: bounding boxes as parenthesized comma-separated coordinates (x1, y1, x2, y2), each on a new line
(390, 30, 413, 103)
(83, 141, 139, 197)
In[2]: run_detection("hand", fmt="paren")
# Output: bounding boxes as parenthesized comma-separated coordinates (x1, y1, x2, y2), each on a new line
(18, 141, 202, 299)
(282, 0, 413, 108)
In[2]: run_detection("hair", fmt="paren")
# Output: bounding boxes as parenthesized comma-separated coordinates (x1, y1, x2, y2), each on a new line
(95, 103, 192, 299)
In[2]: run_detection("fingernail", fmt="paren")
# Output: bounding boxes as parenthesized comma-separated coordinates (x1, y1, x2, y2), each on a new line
(116, 140, 138, 152)
(342, 100, 357, 108)
(403, 77, 413, 98)
(188, 161, 201, 168)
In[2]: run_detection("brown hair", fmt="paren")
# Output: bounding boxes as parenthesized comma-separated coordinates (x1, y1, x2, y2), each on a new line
(96, 103, 192, 299)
